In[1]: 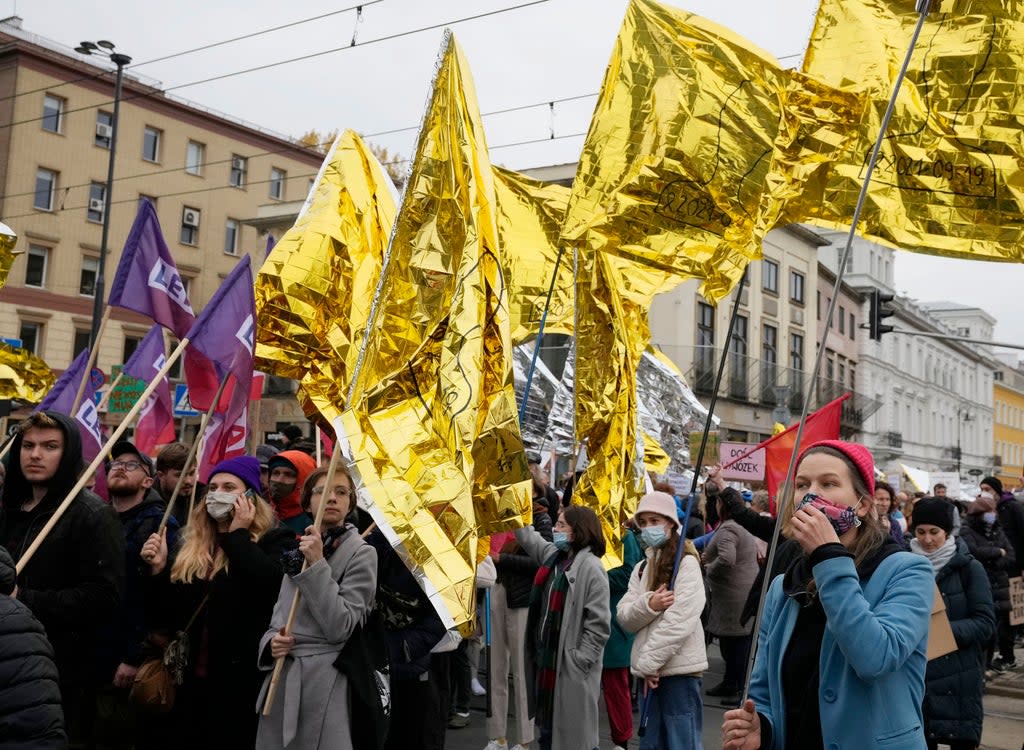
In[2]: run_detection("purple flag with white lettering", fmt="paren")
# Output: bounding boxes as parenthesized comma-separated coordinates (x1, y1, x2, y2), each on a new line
(109, 199, 196, 339)
(123, 327, 175, 454)
(38, 349, 107, 497)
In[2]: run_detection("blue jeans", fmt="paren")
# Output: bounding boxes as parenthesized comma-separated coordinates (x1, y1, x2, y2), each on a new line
(639, 675, 703, 750)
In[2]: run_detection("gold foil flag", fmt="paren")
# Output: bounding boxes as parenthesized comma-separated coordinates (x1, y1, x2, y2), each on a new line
(254, 130, 396, 424)
(493, 167, 574, 345)
(338, 32, 531, 630)
(0, 341, 54, 402)
(0, 222, 16, 291)
(563, 0, 788, 302)
(796, 0, 1024, 260)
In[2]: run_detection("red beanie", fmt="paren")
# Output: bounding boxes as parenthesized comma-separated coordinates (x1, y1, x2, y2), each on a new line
(797, 440, 875, 497)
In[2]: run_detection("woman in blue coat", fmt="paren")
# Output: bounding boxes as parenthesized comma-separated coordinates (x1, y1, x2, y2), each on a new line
(909, 498, 995, 750)
(722, 440, 934, 750)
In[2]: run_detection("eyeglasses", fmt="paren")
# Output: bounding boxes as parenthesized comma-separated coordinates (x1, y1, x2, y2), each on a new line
(311, 485, 353, 498)
(110, 460, 146, 473)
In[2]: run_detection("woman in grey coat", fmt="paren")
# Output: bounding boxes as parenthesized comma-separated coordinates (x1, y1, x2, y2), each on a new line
(516, 505, 611, 750)
(256, 466, 377, 750)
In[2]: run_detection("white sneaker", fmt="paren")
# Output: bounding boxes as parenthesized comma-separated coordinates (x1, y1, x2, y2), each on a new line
(471, 677, 487, 696)
(483, 741, 508, 750)
(510, 745, 530, 750)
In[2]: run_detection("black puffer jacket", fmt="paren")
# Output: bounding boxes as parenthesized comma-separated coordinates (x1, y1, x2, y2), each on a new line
(996, 494, 1024, 576)
(0, 595, 65, 748)
(959, 517, 1015, 612)
(920, 539, 995, 745)
(0, 410, 124, 688)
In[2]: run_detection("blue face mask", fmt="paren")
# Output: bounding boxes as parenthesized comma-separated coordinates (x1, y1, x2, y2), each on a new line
(982, 511, 997, 525)
(640, 525, 668, 549)
(552, 531, 571, 551)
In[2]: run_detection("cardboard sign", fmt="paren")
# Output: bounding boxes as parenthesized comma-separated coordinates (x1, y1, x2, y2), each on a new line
(720, 441, 766, 481)
(1010, 576, 1024, 627)
(927, 583, 957, 661)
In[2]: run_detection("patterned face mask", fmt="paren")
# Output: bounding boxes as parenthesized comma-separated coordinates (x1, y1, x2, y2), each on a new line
(796, 492, 862, 536)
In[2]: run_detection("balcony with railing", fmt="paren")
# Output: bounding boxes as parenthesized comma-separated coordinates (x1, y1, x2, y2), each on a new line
(685, 346, 880, 431)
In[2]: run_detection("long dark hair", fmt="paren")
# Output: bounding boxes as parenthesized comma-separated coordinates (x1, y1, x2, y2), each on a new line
(562, 505, 605, 558)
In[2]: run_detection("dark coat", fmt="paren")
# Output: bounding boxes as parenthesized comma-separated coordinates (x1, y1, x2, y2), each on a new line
(146, 525, 297, 750)
(922, 539, 995, 745)
(602, 528, 643, 668)
(996, 493, 1024, 576)
(0, 594, 66, 749)
(0, 410, 124, 689)
(959, 517, 1015, 612)
(494, 548, 539, 610)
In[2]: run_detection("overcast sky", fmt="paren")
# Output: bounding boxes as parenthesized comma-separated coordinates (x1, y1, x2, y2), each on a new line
(12, 0, 1024, 354)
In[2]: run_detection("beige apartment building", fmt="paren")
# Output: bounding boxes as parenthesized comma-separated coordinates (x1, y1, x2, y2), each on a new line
(0, 17, 322, 419)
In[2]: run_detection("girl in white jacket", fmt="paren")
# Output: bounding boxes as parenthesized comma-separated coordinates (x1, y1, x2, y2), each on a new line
(617, 491, 707, 750)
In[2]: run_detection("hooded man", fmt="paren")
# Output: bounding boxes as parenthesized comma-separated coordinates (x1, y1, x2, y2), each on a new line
(0, 410, 123, 742)
(265, 450, 316, 534)
(154, 442, 197, 526)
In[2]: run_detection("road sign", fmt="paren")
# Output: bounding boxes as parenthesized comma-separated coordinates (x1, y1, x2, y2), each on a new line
(173, 383, 200, 417)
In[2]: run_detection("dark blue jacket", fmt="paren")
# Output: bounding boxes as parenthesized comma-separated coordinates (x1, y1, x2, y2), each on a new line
(922, 539, 995, 745)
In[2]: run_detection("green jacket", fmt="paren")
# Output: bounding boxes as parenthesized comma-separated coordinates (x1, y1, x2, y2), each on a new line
(603, 530, 643, 668)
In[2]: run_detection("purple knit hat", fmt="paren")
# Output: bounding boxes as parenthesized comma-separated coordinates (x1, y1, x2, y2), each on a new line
(208, 456, 262, 494)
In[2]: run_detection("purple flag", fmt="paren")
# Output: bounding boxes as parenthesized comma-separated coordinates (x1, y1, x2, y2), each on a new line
(265, 233, 276, 257)
(109, 199, 196, 339)
(123, 328, 175, 454)
(37, 349, 106, 497)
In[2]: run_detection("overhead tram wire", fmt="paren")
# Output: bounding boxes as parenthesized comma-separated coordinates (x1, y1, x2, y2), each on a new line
(0, 0, 551, 132)
(0, 130, 588, 222)
(0, 92, 597, 202)
(0, 2, 382, 104)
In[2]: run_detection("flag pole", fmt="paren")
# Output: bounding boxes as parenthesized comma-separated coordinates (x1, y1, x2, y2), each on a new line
(262, 442, 343, 715)
(741, 0, 933, 705)
(70, 309, 110, 414)
(315, 426, 323, 465)
(157, 370, 232, 533)
(96, 369, 125, 413)
(0, 430, 17, 463)
(518, 245, 565, 427)
(16, 337, 189, 574)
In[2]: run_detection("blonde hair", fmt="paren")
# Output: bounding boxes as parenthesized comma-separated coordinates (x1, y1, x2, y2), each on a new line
(170, 492, 276, 583)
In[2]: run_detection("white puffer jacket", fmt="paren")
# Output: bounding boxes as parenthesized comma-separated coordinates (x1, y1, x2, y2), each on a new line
(617, 549, 707, 678)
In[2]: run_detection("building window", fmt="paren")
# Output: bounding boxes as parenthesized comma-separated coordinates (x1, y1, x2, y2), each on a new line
(142, 126, 161, 162)
(229, 154, 247, 187)
(167, 338, 183, 379)
(761, 324, 778, 403)
(186, 140, 205, 176)
(762, 259, 779, 294)
(790, 270, 805, 304)
(87, 182, 106, 223)
(849, 312, 855, 339)
(80, 256, 99, 296)
(25, 244, 48, 288)
(729, 315, 748, 400)
(838, 305, 846, 334)
(123, 335, 142, 363)
(19, 321, 42, 355)
(94, 110, 113, 148)
(73, 329, 91, 357)
(34, 168, 57, 210)
(224, 219, 239, 255)
(696, 302, 715, 391)
(42, 94, 64, 133)
(269, 167, 286, 199)
(180, 206, 200, 245)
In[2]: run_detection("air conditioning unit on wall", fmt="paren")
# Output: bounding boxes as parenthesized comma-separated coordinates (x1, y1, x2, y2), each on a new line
(88, 198, 104, 213)
(182, 209, 200, 227)
(95, 123, 112, 139)
(231, 157, 246, 171)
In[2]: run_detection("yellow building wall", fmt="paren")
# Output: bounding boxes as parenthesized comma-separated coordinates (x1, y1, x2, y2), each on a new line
(993, 381, 1024, 487)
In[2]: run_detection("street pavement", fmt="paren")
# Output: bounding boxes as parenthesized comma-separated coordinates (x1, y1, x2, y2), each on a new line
(442, 641, 1024, 750)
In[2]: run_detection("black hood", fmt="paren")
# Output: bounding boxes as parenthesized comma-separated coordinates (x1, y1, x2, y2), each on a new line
(2, 410, 85, 513)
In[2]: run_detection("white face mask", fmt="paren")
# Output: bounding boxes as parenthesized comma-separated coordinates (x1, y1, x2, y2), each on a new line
(205, 491, 238, 521)
(979, 491, 995, 501)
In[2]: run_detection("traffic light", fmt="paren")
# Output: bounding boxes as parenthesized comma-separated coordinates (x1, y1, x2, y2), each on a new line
(869, 288, 896, 341)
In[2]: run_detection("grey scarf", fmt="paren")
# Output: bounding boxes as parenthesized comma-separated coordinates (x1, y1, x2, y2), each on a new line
(909, 534, 956, 575)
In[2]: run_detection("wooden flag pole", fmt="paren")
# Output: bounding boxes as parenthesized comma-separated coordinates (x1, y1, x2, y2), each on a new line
(95, 370, 125, 413)
(315, 426, 322, 465)
(157, 370, 232, 533)
(16, 337, 189, 575)
(0, 431, 16, 463)
(71, 309, 110, 415)
(262, 443, 344, 715)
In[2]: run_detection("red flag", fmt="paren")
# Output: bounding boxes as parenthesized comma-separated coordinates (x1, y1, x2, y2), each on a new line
(722, 394, 849, 512)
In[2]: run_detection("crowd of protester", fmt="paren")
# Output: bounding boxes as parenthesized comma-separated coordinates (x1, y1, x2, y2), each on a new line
(0, 410, 1021, 750)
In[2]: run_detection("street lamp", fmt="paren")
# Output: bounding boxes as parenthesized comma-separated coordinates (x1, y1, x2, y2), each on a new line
(956, 406, 973, 476)
(74, 40, 131, 348)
